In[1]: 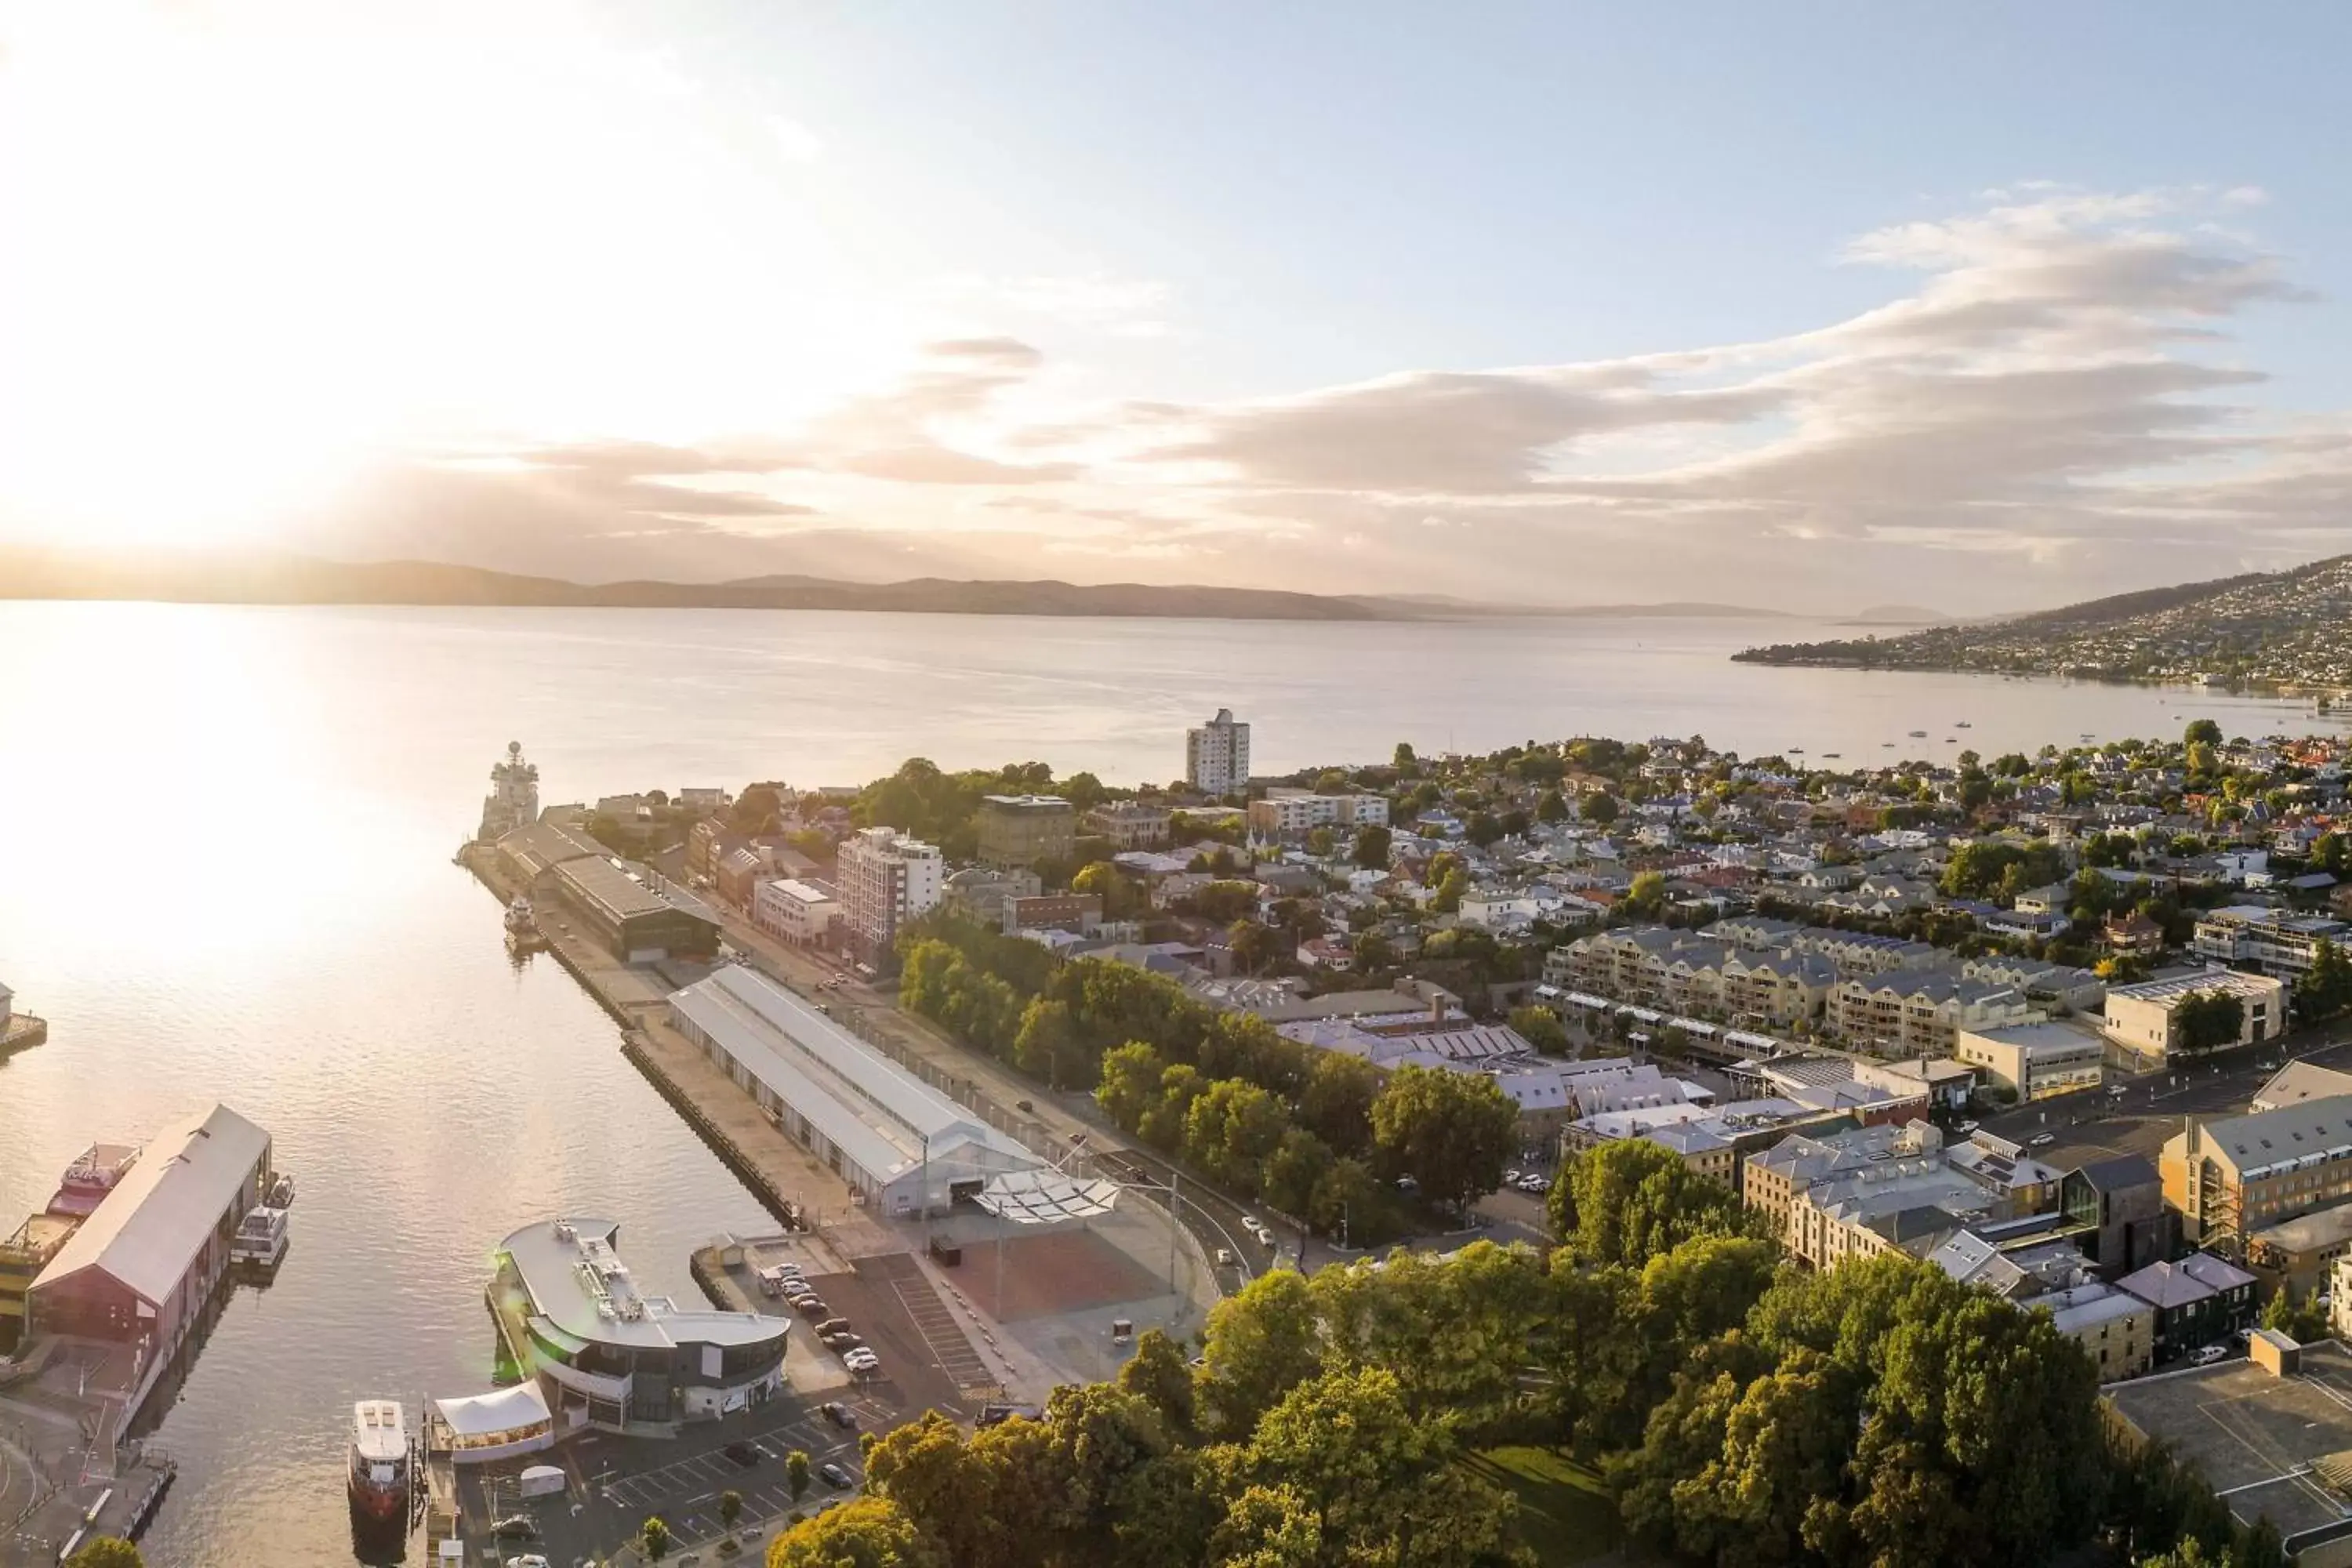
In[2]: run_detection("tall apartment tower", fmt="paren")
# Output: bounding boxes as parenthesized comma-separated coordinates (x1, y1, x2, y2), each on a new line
(1186, 707, 1251, 796)
(837, 826, 945, 967)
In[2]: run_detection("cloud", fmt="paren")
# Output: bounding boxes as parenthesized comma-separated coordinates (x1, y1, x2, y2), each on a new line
(764, 114, 823, 164)
(311, 187, 2347, 612)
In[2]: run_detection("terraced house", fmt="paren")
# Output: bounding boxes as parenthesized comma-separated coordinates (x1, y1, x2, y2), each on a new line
(1827, 969, 2034, 1058)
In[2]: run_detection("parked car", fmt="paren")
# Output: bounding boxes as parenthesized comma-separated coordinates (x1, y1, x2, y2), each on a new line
(490, 1515, 539, 1540)
(506, 1557, 552, 1568)
(1504, 1170, 1521, 1185)
(1954, 1120, 1980, 1134)
(2030, 1133, 2057, 1148)
(724, 1439, 764, 1466)
(820, 1401, 858, 1429)
(822, 1331, 863, 1351)
(820, 1461, 853, 1489)
(2194, 1344, 2230, 1366)
(1016, 1099, 1034, 1112)
(796, 1297, 829, 1317)
(815, 1317, 851, 1336)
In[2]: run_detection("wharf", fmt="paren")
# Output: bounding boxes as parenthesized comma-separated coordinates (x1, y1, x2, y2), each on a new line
(0, 1015, 45, 1063)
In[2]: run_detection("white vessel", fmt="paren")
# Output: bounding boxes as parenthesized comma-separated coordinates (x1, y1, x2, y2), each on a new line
(503, 896, 535, 935)
(267, 1171, 296, 1208)
(231, 1206, 289, 1269)
(348, 1400, 411, 1523)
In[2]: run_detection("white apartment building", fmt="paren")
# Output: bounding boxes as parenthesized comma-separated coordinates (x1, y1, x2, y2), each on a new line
(1246, 788, 1390, 838)
(837, 827, 944, 965)
(1186, 708, 1251, 796)
(752, 877, 841, 949)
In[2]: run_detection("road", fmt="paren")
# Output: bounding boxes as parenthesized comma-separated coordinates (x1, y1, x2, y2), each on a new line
(1980, 1027, 2352, 1169)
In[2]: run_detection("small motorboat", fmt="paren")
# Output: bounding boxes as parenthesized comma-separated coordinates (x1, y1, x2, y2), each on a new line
(267, 1171, 296, 1208)
(232, 1206, 289, 1269)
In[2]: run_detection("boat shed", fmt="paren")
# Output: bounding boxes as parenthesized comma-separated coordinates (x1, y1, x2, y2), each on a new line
(27, 1103, 271, 1410)
(669, 965, 1039, 1216)
(553, 855, 723, 964)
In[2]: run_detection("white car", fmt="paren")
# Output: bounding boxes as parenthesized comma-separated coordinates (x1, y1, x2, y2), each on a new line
(2193, 1344, 2230, 1366)
(2030, 1133, 2057, 1148)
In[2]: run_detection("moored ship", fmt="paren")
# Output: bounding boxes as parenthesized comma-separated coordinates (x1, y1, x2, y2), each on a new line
(348, 1400, 411, 1524)
(230, 1206, 289, 1270)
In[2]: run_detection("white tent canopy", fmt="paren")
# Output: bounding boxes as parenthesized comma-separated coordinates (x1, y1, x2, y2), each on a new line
(971, 1169, 1121, 1225)
(434, 1382, 551, 1439)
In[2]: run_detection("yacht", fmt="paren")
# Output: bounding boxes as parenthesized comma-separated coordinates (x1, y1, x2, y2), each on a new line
(503, 896, 536, 935)
(348, 1401, 411, 1524)
(267, 1171, 296, 1208)
(1907, 730, 1928, 739)
(232, 1206, 288, 1269)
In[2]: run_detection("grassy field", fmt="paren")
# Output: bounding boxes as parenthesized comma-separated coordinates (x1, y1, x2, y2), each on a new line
(1465, 1446, 1625, 1566)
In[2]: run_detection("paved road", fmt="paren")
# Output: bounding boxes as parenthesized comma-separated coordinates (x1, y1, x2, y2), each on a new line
(1980, 1027, 2352, 1169)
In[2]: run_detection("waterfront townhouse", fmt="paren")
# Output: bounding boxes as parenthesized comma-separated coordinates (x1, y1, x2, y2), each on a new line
(2161, 1095, 2352, 1250)
(2193, 906, 2350, 981)
(1962, 955, 2108, 1015)
(1784, 927, 1946, 978)
(1827, 969, 2034, 1057)
(1716, 949, 1837, 1029)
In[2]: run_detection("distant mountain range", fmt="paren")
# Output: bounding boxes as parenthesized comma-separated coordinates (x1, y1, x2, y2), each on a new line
(0, 549, 1808, 623)
(1733, 555, 2352, 687)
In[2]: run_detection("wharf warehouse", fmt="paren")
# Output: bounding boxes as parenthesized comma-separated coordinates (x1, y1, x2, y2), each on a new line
(669, 965, 1039, 1217)
(25, 1103, 272, 1414)
(492, 818, 722, 963)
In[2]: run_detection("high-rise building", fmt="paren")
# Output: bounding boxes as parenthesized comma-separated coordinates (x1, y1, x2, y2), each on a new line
(1186, 707, 1250, 796)
(837, 826, 944, 966)
(477, 740, 541, 842)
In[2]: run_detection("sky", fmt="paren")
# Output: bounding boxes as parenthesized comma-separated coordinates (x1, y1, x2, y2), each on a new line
(4, 2, 2352, 614)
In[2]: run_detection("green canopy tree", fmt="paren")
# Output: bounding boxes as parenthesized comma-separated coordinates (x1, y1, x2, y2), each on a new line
(64, 1541, 145, 1568)
(1367, 1064, 1517, 1210)
(1116, 1327, 1199, 1440)
(765, 1495, 946, 1568)
(1196, 1269, 1324, 1439)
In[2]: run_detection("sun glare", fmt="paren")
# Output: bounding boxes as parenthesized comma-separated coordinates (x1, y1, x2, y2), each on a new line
(0, 1, 885, 553)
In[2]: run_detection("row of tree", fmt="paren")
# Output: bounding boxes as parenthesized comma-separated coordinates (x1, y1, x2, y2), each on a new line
(900, 916, 1522, 1222)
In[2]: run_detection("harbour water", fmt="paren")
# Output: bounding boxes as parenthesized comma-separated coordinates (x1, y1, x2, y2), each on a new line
(0, 599, 2344, 1566)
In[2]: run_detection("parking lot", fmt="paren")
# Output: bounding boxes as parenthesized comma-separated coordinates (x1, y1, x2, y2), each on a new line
(458, 1390, 895, 1565)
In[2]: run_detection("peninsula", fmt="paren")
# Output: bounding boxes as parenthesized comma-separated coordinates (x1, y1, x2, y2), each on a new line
(1733, 554, 2352, 688)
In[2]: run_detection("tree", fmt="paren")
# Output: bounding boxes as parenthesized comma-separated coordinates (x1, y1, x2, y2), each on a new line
(2185, 717, 2224, 749)
(767, 1495, 946, 1568)
(2299, 938, 2352, 1024)
(1229, 919, 1283, 974)
(1116, 1327, 1199, 1440)
(1073, 860, 1131, 918)
(1466, 811, 1502, 847)
(1581, 791, 1620, 826)
(1014, 997, 1083, 1087)
(2176, 989, 2247, 1054)
(1196, 1269, 1324, 1439)
(1299, 1052, 1382, 1155)
(1306, 826, 1337, 857)
(1552, 1140, 1747, 1268)
(1624, 871, 1667, 917)
(1393, 742, 1417, 771)
(1308, 1156, 1377, 1242)
(733, 782, 785, 832)
(1351, 823, 1392, 870)
(2263, 1286, 2329, 1342)
(1096, 1042, 1167, 1132)
(1430, 869, 1467, 914)
(1261, 1128, 1335, 1218)
(1537, 788, 1569, 823)
(641, 1515, 673, 1562)
(721, 1489, 746, 1537)
(787, 1447, 812, 1504)
(1367, 1063, 1517, 1210)
(1507, 1004, 1570, 1055)
(64, 1542, 144, 1568)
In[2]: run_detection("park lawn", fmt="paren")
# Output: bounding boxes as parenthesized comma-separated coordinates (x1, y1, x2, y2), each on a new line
(1466, 1446, 1625, 1566)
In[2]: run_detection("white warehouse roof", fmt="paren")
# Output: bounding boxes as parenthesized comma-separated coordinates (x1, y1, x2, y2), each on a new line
(33, 1103, 270, 1307)
(670, 965, 1033, 1181)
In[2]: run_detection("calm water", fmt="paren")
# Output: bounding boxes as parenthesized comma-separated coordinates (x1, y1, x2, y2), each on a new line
(0, 601, 2343, 1566)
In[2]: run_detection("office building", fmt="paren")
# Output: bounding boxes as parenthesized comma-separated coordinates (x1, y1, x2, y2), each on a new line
(1186, 708, 1250, 795)
(976, 795, 1076, 867)
(1953, 1020, 2107, 1102)
(2193, 906, 2350, 980)
(752, 878, 841, 949)
(2103, 970, 2288, 1064)
(1083, 801, 1173, 850)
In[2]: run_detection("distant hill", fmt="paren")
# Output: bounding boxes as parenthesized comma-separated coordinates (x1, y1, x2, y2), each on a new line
(1733, 557, 2352, 686)
(1842, 604, 1952, 626)
(0, 549, 1802, 623)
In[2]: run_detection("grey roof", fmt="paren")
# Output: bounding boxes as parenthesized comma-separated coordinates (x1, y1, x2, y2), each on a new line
(2252, 1061, 2352, 1112)
(31, 1103, 269, 1307)
(2117, 1252, 2256, 1310)
(2071, 1153, 2160, 1193)
(2191, 1094, 2352, 1174)
(499, 1218, 786, 1352)
(2249, 1198, 2352, 1255)
(669, 966, 1033, 1181)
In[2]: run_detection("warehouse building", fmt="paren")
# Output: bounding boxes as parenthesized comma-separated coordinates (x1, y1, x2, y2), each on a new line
(490, 1217, 789, 1433)
(553, 855, 723, 964)
(27, 1104, 273, 1417)
(492, 818, 605, 886)
(669, 965, 1037, 1215)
